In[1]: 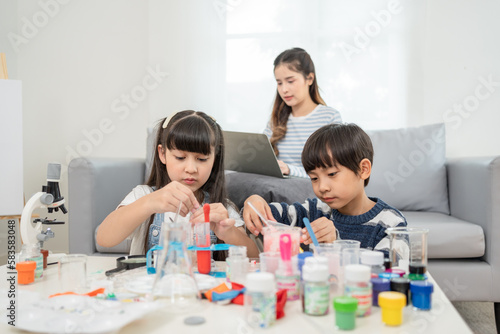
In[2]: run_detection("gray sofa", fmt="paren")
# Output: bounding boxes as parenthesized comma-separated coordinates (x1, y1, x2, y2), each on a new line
(68, 123, 499, 327)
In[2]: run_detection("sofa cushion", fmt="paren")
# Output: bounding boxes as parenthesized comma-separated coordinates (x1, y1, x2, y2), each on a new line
(402, 211, 485, 259)
(366, 123, 450, 215)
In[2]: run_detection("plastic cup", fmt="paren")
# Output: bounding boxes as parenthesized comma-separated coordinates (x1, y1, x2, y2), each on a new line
(263, 226, 301, 256)
(386, 227, 429, 272)
(259, 251, 280, 275)
(58, 254, 87, 293)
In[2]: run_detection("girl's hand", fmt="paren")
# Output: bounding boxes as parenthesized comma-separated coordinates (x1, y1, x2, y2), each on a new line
(301, 217, 337, 244)
(190, 203, 229, 225)
(277, 160, 290, 175)
(149, 181, 200, 216)
(211, 218, 236, 242)
(243, 195, 274, 236)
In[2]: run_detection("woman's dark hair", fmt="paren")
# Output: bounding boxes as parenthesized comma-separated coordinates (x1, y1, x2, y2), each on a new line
(302, 123, 374, 186)
(270, 47, 326, 156)
(144, 110, 228, 256)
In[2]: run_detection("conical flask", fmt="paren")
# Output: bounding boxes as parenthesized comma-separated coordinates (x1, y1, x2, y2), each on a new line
(150, 216, 201, 313)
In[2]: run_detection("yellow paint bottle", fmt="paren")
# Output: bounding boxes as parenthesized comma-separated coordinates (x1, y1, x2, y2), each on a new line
(378, 291, 406, 326)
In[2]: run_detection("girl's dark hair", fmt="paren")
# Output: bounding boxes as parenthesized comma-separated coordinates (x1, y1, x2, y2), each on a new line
(302, 123, 374, 186)
(270, 47, 326, 156)
(144, 110, 228, 256)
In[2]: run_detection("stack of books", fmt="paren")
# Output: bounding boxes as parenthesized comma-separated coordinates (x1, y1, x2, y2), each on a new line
(0, 53, 8, 79)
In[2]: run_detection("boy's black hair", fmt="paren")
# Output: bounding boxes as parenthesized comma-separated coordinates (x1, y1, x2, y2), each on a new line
(302, 123, 374, 186)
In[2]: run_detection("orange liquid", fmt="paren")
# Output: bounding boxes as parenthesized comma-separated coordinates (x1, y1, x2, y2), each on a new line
(197, 251, 211, 274)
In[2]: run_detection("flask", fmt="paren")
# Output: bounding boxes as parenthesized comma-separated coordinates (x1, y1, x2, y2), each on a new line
(301, 263, 330, 316)
(19, 243, 43, 279)
(344, 264, 372, 317)
(360, 250, 385, 278)
(226, 246, 249, 285)
(245, 272, 276, 328)
(150, 217, 200, 314)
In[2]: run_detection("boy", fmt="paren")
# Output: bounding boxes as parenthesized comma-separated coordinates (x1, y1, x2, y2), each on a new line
(243, 123, 407, 253)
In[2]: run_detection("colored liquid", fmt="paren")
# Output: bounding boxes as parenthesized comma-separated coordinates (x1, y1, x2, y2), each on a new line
(197, 251, 211, 274)
(263, 227, 301, 255)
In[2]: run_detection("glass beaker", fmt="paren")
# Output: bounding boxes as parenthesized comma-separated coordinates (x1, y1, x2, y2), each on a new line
(386, 227, 429, 273)
(263, 226, 301, 256)
(150, 219, 201, 314)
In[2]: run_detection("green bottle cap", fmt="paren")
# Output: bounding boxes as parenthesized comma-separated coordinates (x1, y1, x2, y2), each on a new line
(333, 296, 358, 312)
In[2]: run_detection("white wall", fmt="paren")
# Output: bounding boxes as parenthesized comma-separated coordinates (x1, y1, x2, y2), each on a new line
(1, 0, 499, 254)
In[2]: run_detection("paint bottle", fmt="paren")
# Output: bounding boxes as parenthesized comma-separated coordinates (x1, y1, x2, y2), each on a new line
(344, 264, 372, 317)
(297, 251, 313, 279)
(371, 277, 391, 307)
(410, 280, 434, 310)
(390, 277, 411, 306)
(19, 243, 43, 279)
(245, 272, 276, 328)
(378, 291, 406, 326)
(360, 250, 385, 278)
(275, 234, 300, 301)
(301, 263, 330, 316)
(16, 261, 37, 284)
(333, 296, 358, 330)
(226, 246, 249, 285)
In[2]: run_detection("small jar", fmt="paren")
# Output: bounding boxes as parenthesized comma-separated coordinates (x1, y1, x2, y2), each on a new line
(385, 268, 406, 277)
(371, 278, 391, 307)
(333, 296, 358, 330)
(297, 251, 313, 278)
(275, 256, 300, 301)
(301, 263, 330, 316)
(344, 264, 372, 317)
(410, 280, 434, 310)
(19, 243, 43, 279)
(226, 246, 249, 285)
(378, 291, 406, 326)
(390, 277, 411, 306)
(16, 261, 37, 284)
(378, 272, 400, 280)
(408, 263, 427, 281)
(245, 272, 276, 329)
(360, 250, 385, 278)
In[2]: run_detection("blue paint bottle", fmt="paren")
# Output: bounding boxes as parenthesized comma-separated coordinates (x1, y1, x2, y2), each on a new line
(410, 280, 434, 310)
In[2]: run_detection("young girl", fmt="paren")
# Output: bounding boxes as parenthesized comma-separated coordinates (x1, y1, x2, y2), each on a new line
(96, 110, 258, 258)
(265, 47, 342, 178)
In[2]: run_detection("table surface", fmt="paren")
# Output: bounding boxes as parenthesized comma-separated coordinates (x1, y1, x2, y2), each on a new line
(1, 255, 473, 334)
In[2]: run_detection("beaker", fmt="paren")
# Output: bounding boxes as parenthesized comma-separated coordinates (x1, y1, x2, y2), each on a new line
(386, 227, 429, 273)
(310, 243, 342, 297)
(263, 226, 301, 256)
(150, 218, 201, 314)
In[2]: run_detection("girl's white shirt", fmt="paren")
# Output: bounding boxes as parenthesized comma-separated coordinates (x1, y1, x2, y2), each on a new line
(118, 185, 244, 255)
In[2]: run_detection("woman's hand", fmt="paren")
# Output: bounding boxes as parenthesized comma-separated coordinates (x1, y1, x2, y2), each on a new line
(148, 181, 200, 216)
(301, 217, 337, 244)
(243, 195, 274, 236)
(277, 160, 290, 175)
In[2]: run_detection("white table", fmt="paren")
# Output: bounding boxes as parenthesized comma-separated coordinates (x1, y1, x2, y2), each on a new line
(1, 256, 473, 333)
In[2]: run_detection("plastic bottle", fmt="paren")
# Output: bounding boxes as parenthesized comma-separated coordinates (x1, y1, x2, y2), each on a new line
(19, 243, 43, 279)
(344, 264, 372, 317)
(371, 277, 391, 307)
(333, 296, 358, 330)
(245, 272, 276, 328)
(378, 291, 406, 326)
(390, 277, 411, 306)
(226, 246, 249, 285)
(275, 234, 300, 301)
(410, 280, 434, 310)
(301, 263, 330, 316)
(360, 250, 385, 278)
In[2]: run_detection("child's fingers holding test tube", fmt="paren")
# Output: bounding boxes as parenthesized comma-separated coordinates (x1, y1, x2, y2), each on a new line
(189, 203, 229, 224)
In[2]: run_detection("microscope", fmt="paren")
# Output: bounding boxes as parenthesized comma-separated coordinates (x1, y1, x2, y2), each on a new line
(20, 163, 67, 248)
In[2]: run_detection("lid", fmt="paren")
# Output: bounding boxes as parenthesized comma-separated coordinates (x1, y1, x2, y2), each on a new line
(360, 250, 384, 266)
(345, 264, 370, 282)
(302, 264, 329, 282)
(378, 272, 400, 280)
(305, 256, 328, 267)
(378, 291, 406, 308)
(386, 268, 405, 277)
(229, 246, 247, 258)
(409, 263, 427, 275)
(370, 277, 390, 290)
(390, 277, 411, 290)
(333, 296, 358, 312)
(298, 251, 313, 261)
(410, 280, 434, 294)
(16, 261, 37, 271)
(246, 272, 275, 293)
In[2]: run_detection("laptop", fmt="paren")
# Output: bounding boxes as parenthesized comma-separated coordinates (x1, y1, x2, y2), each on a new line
(223, 131, 288, 178)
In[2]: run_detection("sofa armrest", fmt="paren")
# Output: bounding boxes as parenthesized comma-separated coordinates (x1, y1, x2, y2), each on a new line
(68, 157, 145, 255)
(447, 156, 500, 298)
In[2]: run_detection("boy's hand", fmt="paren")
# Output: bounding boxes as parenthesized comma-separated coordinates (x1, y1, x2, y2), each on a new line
(150, 181, 200, 216)
(243, 195, 274, 236)
(301, 217, 337, 244)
